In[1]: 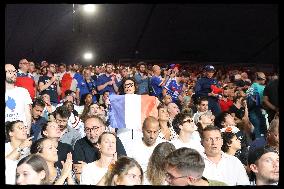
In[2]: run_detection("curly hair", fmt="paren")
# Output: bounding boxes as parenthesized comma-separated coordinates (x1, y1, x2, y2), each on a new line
(5, 120, 24, 142)
(30, 138, 50, 154)
(172, 112, 194, 135)
(146, 142, 176, 185)
(118, 77, 138, 95)
(221, 132, 236, 152)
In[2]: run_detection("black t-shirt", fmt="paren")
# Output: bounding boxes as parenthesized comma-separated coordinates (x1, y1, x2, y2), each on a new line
(235, 80, 250, 87)
(55, 141, 73, 169)
(38, 75, 58, 103)
(263, 79, 278, 108)
(72, 136, 127, 163)
(228, 105, 245, 120)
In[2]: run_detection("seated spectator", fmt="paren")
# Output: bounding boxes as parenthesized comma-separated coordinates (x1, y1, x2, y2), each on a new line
(16, 154, 50, 185)
(201, 126, 250, 185)
(41, 121, 73, 169)
(30, 97, 47, 142)
(41, 92, 56, 120)
(221, 131, 242, 157)
(49, 106, 82, 147)
(248, 147, 279, 185)
(127, 116, 164, 172)
(145, 142, 176, 185)
(80, 132, 117, 185)
(193, 97, 213, 125)
(30, 138, 76, 185)
(164, 147, 227, 186)
(157, 103, 177, 141)
(72, 115, 126, 183)
(62, 101, 85, 138)
(98, 156, 143, 186)
(167, 102, 180, 125)
(171, 112, 204, 154)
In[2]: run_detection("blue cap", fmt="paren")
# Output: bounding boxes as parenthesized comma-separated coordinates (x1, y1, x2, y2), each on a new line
(204, 65, 215, 72)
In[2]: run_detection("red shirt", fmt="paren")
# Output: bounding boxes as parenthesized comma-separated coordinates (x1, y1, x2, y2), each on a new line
(15, 71, 35, 100)
(219, 98, 233, 112)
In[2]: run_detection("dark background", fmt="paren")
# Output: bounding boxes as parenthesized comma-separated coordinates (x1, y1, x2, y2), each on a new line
(5, 4, 279, 66)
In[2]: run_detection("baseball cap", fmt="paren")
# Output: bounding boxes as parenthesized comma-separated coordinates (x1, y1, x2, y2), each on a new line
(204, 65, 215, 72)
(248, 146, 278, 165)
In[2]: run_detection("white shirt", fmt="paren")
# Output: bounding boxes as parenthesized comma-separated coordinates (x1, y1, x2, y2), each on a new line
(80, 162, 108, 185)
(128, 138, 165, 172)
(5, 158, 17, 184)
(171, 137, 204, 155)
(5, 87, 32, 126)
(202, 152, 250, 186)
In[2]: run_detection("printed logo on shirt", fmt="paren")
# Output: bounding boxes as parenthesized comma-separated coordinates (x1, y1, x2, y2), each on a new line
(6, 96, 16, 111)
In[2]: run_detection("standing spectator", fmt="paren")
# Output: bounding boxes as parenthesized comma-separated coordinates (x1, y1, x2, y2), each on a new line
(60, 66, 78, 99)
(30, 98, 47, 142)
(201, 126, 250, 185)
(38, 63, 61, 106)
(235, 72, 251, 92)
(5, 64, 32, 133)
(134, 62, 149, 95)
(145, 142, 176, 185)
(15, 59, 36, 100)
(218, 86, 233, 112)
(163, 71, 186, 106)
(246, 72, 267, 139)
(247, 147, 279, 185)
(16, 154, 50, 185)
(249, 117, 279, 154)
(194, 65, 222, 116)
(262, 78, 278, 122)
(150, 65, 169, 100)
(116, 67, 129, 90)
(164, 147, 227, 186)
(76, 68, 97, 105)
(97, 63, 119, 95)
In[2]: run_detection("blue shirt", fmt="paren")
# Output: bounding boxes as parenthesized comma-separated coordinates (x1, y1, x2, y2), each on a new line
(134, 72, 149, 94)
(73, 72, 83, 84)
(31, 116, 47, 142)
(194, 77, 219, 98)
(96, 74, 117, 95)
(77, 79, 97, 103)
(150, 75, 163, 98)
(164, 80, 183, 103)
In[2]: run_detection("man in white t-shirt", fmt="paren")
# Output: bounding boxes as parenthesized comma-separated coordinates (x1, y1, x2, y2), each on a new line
(171, 112, 204, 154)
(127, 116, 165, 172)
(201, 125, 250, 186)
(5, 64, 32, 133)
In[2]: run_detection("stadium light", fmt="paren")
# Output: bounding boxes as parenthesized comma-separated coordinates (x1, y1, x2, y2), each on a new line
(83, 4, 97, 14)
(83, 52, 93, 61)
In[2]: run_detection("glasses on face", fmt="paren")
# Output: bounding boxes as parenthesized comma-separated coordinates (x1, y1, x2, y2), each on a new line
(165, 172, 188, 181)
(124, 82, 134, 88)
(183, 118, 194, 124)
(6, 70, 17, 74)
(85, 126, 104, 133)
(204, 137, 222, 143)
(55, 118, 68, 124)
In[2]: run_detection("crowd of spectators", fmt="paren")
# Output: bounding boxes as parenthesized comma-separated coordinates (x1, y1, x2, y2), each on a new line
(5, 59, 279, 185)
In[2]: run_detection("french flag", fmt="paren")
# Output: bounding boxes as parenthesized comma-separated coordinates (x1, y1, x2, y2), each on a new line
(109, 94, 159, 130)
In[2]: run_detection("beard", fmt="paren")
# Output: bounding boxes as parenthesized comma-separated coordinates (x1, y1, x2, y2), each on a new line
(6, 77, 16, 84)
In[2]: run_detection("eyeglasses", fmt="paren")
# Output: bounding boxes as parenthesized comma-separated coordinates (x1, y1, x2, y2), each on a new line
(204, 137, 222, 143)
(165, 172, 188, 181)
(55, 118, 68, 124)
(6, 70, 17, 74)
(124, 83, 134, 88)
(183, 119, 194, 124)
(84, 126, 104, 133)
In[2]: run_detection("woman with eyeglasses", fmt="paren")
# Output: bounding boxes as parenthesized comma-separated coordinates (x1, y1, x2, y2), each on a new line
(80, 132, 117, 185)
(171, 112, 204, 154)
(97, 156, 143, 186)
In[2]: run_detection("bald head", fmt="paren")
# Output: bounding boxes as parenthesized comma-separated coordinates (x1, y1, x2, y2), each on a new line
(5, 64, 17, 84)
(152, 65, 161, 76)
